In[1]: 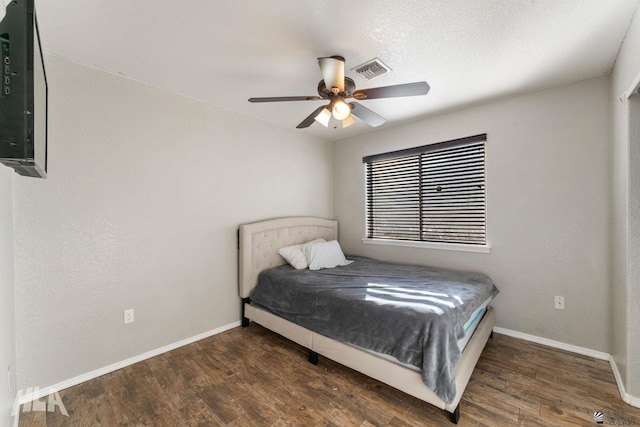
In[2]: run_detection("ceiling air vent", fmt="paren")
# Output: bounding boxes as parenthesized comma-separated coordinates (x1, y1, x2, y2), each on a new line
(352, 58, 391, 80)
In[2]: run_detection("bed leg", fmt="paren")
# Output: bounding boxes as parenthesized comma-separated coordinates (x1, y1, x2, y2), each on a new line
(449, 405, 460, 424)
(241, 297, 251, 327)
(490, 329, 494, 339)
(308, 350, 319, 365)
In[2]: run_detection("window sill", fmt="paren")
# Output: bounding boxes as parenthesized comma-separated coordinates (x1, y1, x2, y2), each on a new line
(361, 238, 491, 254)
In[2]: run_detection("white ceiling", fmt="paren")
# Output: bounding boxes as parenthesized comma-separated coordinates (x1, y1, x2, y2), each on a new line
(34, 0, 639, 141)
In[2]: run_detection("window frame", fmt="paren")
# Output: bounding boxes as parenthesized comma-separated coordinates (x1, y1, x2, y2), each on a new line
(362, 134, 490, 253)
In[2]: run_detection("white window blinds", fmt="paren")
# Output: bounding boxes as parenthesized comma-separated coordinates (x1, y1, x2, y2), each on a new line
(364, 134, 486, 245)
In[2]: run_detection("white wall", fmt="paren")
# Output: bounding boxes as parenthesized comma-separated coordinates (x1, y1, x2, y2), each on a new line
(334, 76, 612, 352)
(12, 56, 334, 390)
(612, 2, 640, 399)
(0, 167, 16, 427)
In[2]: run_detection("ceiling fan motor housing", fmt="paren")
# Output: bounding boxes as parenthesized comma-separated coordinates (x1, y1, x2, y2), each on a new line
(318, 77, 356, 98)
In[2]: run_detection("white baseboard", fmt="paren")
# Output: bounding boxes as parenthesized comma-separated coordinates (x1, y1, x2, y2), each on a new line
(17, 320, 241, 406)
(493, 327, 640, 408)
(609, 355, 640, 409)
(493, 327, 610, 360)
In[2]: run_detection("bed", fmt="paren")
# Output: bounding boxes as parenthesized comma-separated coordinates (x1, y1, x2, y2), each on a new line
(238, 216, 497, 424)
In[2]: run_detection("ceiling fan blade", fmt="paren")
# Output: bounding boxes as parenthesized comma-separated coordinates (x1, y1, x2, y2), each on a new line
(350, 102, 385, 127)
(249, 96, 323, 103)
(318, 56, 345, 93)
(296, 105, 329, 129)
(352, 81, 430, 100)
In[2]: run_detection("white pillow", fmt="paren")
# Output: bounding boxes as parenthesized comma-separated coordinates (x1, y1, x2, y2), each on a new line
(278, 238, 325, 270)
(303, 240, 353, 271)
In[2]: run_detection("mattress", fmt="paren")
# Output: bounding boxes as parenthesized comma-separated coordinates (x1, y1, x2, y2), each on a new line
(459, 296, 492, 350)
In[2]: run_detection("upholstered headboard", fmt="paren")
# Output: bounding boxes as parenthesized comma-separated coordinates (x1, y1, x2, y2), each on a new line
(238, 217, 338, 298)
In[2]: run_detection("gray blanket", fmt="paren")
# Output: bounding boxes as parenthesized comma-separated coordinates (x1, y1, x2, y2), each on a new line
(249, 255, 499, 404)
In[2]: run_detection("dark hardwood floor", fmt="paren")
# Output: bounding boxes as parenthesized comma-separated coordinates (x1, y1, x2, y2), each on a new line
(18, 324, 640, 426)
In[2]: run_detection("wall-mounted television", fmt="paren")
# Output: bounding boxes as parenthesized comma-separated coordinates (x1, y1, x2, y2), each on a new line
(0, 0, 47, 178)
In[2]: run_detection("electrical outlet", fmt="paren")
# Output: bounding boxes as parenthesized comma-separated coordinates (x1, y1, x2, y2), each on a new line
(554, 296, 565, 310)
(7, 366, 10, 392)
(124, 309, 135, 324)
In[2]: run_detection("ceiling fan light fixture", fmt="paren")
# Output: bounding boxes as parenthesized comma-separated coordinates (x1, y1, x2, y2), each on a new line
(332, 99, 351, 121)
(341, 115, 356, 128)
(314, 108, 331, 127)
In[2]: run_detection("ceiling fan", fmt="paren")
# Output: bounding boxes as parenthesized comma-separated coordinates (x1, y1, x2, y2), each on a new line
(248, 56, 430, 129)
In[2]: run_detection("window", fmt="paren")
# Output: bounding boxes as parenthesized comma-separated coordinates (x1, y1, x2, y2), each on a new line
(363, 134, 486, 246)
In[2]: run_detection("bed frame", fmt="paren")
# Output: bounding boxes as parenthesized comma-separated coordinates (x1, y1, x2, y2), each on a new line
(238, 216, 495, 424)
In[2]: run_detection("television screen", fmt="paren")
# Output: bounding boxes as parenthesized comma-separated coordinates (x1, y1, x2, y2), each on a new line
(0, 0, 48, 178)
